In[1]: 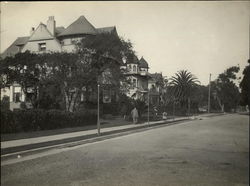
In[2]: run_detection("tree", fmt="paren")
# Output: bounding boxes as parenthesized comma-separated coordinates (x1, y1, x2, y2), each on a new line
(76, 33, 135, 107)
(0, 51, 45, 108)
(239, 59, 250, 108)
(0, 33, 135, 112)
(211, 66, 240, 112)
(169, 70, 200, 115)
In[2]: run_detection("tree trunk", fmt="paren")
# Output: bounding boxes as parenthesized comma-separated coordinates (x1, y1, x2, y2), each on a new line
(63, 87, 80, 112)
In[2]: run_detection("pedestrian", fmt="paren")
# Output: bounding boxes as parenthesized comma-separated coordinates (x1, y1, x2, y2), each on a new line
(121, 104, 127, 120)
(131, 107, 139, 124)
(162, 112, 167, 120)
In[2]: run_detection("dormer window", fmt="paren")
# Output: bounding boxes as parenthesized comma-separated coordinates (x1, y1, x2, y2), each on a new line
(133, 65, 137, 72)
(17, 45, 22, 53)
(38, 43, 46, 51)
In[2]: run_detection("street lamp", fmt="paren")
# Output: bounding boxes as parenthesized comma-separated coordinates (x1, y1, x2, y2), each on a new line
(173, 98, 175, 121)
(208, 73, 211, 113)
(141, 89, 150, 126)
(148, 89, 150, 125)
(97, 84, 100, 136)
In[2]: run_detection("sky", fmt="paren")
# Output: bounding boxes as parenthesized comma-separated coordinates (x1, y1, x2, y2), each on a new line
(1, 1, 249, 85)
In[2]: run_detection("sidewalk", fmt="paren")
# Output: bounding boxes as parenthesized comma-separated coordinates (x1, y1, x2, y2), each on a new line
(1, 117, 189, 152)
(1, 113, 225, 155)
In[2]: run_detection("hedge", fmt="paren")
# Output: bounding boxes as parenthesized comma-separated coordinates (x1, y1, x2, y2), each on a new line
(1, 109, 97, 134)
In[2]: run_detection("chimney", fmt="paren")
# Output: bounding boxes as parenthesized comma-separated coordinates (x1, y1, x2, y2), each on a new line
(30, 27, 35, 36)
(47, 16, 55, 36)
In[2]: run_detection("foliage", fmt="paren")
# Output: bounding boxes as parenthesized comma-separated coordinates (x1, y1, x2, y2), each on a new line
(0, 51, 42, 107)
(239, 59, 250, 108)
(1, 109, 97, 134)
(169, 70, 200, 115)
(0, 96, 10, 111)
(77, 33, 134, 96)
(0, 33, 135, 112)
(211, 66, 240, 112)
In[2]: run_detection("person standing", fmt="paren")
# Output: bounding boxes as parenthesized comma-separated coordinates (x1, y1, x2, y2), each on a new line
(121, 104, 127, 120)
(131, 107, 139, 124)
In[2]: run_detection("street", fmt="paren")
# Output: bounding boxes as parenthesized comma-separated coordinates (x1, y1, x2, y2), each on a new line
(1, 114, 249, 186)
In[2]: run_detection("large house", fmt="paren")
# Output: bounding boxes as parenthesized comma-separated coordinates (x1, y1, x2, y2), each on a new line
(1, 15, 160, 111)
(2, 16, 117, 58)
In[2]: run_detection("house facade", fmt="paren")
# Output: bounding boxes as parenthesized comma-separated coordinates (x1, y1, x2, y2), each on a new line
(1, 15, 160, 111)
(121, 55, 151, 101)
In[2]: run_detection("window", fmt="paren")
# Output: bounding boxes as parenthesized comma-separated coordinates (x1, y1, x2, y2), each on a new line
(71, 37, 84, 44)
(17, 45, 22, 52)
(13, 86, 21, 103)
(128, 65, 131, 71)
(38, 43, 46, 51)
(132, 79, 137, 88)
(133, 65, 137, 72)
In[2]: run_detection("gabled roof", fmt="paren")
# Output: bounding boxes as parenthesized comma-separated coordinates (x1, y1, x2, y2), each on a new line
(29, 23, 54, 41)
(97, 26, 117, 34)
(1, 36, 29, 59)
(58, 16, 97, 37)
(138, 57, 149, 68)
(126, 53, 139, 64)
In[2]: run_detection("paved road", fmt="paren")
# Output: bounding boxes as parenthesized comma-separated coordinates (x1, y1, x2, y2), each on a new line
(1, 114, 249, 186)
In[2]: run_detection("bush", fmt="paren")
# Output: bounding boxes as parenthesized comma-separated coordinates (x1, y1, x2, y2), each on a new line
(1, 96, 10, 111)
(1, 109, 97, 134)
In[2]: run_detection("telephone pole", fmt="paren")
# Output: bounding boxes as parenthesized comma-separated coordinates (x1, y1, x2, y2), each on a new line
(148, 90, 150, 125)
(97, 84, 100, 135)
(208, 73, 211, 113)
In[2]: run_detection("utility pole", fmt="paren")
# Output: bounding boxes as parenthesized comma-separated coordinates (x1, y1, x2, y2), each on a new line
(173, 98, 175, 121)
(97, 84, 100, 135)
(188, 97, 190, 118)
(208, 73, 211, 113)
(148, 90, 150, 125)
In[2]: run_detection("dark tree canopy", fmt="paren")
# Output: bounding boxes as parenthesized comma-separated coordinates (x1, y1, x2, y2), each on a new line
(211, 65, 240, 112)
(239, 59, 250, 108)
(0, 33, 135, 112)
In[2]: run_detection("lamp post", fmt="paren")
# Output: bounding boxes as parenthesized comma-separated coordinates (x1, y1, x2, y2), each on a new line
(208, 73, 211, 113)
(141, 89, 150, 125)
(173, 98, 175, 121)
(148, 89, 150, 125)
(97, 84, 100, 136)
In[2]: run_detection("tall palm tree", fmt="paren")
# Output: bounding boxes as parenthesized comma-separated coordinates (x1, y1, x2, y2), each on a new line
(169, 70, 200, 115)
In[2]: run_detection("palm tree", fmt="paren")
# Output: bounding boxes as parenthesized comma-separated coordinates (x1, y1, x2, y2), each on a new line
(169, 70, 200, 115)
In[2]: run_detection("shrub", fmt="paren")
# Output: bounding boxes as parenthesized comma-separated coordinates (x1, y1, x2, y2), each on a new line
(1, 109, 97, 134)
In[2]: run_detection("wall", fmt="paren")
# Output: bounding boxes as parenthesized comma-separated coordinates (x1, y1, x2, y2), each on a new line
(1, 87, 10, 100)
(22, 39, 62, 53)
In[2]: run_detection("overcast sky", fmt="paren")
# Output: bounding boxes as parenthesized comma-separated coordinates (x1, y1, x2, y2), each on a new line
(1, 1, 249, 85)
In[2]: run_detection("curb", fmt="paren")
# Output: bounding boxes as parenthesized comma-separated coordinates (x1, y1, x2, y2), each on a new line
(1, 118, 191, 159)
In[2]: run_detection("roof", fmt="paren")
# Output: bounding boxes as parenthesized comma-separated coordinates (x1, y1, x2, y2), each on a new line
(29, 23, 54, 41)
(1, 36, 29, 59)
(58, 16, 97, 37)
(138, 57, 149, 68)
(126, 53, 139, 64)
(1, 15, 119, 58)
(149, 73, 163, 81)
(97, 26, 117, 34)
(55, 26, 65, 35)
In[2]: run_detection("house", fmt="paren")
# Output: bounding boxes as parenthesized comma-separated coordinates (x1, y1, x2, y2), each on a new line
(1, 15, 160, 112)
(148, 72, 163, 107)
(1, 16, 118, 111)
(2, 16, 117, 58)
(121, 55, 151, 101)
